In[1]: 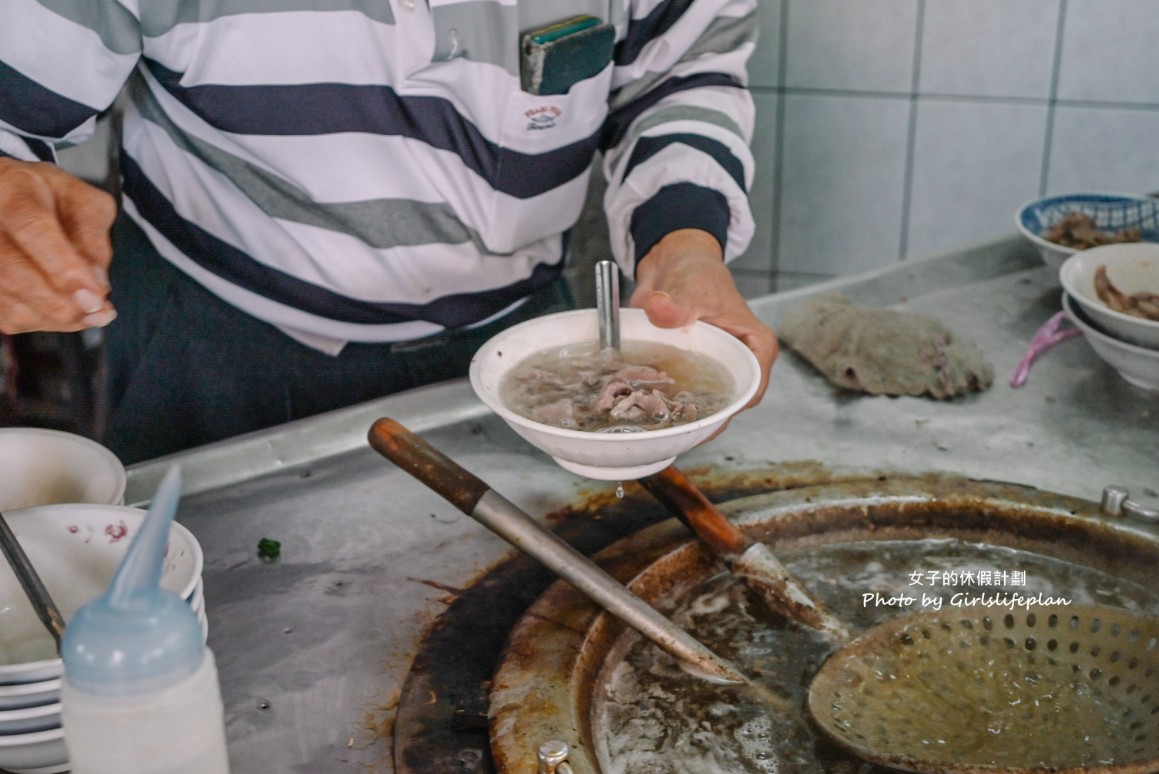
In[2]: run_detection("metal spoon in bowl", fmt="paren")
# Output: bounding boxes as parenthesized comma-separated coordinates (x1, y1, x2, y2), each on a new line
(595, 260, 620, 353)
(0, 509, 65, 652)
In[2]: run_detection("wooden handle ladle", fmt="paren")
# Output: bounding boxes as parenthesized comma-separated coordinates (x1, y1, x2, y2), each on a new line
(638, 465, 853, 642)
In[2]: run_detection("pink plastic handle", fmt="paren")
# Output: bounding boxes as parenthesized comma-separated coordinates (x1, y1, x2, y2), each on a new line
(1009, 311, 1083, 388)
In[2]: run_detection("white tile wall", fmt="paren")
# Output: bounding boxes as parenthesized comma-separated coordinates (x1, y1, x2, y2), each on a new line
(918, 0, 1059, 99)
(906, 100, 1047, 259)
(778, 93, 910, 274)
(1057, 0, 1159, 104)
(1047, 107, 1159, 193)
(783, 0, 919, 93)
(746, 0, 782, 90)
(738, 0, 1159, 295)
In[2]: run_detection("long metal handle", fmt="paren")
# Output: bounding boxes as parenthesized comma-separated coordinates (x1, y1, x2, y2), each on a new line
(367, 417, 490, 515)
(368, 418, 746, 684)
(471, 489, 746, 682)
(0, 511, 65, 651)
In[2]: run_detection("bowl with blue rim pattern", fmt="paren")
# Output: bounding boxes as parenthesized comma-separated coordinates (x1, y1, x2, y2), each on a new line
(1016, 192, 1159, 271)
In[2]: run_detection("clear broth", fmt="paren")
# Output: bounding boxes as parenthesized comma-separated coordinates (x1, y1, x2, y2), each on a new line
(499, 341, 734, 432)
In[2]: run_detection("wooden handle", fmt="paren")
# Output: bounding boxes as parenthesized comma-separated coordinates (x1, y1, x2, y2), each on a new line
(637, 465, 752, 560)
(641, 466, 853, 641)
(367, 418, 491, 516)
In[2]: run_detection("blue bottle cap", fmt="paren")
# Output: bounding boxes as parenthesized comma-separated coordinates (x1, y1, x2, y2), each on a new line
(62, 466, 204, 696)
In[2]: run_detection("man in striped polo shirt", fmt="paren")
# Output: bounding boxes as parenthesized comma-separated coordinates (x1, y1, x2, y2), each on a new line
(0, 0, 776, 463)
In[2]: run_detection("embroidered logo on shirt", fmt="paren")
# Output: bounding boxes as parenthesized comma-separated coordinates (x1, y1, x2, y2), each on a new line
(525, 105, 562, 131)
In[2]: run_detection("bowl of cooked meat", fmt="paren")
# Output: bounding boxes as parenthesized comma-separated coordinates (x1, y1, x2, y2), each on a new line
(1016, 192, 1159, 271)
(1062, 292, 1159, 391)
(1059, 242, 1159, 350)
(469, 308, 761, 480)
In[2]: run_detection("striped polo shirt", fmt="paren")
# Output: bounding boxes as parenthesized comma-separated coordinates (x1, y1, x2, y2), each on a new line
(0, 0, 757, 351)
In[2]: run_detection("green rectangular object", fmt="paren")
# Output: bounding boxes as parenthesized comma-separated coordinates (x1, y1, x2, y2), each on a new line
(521, 16, 615, 96)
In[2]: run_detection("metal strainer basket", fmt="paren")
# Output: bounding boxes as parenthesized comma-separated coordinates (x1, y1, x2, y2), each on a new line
(808, 604, 1159, 774)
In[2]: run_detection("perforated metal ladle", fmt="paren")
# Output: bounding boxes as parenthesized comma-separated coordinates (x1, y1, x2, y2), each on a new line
(808, 604, 1159, 773)
(644, 474, 1159, 771)
(636, 471, 1159, 771)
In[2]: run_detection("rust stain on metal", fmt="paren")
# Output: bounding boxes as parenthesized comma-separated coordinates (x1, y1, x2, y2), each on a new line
(358, 690, 399, 743)
(551, 460, 888, 528)
(407, 577, 467, 597)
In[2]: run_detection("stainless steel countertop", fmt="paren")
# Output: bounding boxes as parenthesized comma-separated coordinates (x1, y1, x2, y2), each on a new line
(125, 235, 1159, 773)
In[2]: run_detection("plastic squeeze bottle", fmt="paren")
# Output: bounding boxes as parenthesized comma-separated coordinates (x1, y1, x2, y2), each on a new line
(60, 465, 231, 774)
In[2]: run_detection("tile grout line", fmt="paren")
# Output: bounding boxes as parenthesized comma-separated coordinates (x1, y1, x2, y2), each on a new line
(898, 0, 926, 262)
(1040, 0, 1069, 195)
(753, 84, 1159, 113)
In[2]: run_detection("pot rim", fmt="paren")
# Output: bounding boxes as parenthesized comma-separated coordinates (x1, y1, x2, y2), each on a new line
(488, 473, 1159, 774)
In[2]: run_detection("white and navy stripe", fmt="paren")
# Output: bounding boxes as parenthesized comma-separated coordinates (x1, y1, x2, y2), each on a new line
(0, 0, 756, 347)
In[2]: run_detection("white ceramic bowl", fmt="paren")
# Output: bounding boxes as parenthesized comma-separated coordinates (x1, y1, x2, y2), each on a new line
(469, 308, 761, 480)
(0, 681, 59, 713)
(0, 725, 66, 773)
(1062, 293, 1159, 392)
(0, 504, 203, 686)
(189, 576, 205, 613)
(0, 428, 125, 511)
(1058, 242, 1159, 349)
(0, 702, 60, 736)
(1016, 192, 1159, 271)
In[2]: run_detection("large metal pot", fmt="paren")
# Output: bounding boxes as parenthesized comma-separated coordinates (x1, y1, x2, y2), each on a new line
(488, 475, 1159, 773)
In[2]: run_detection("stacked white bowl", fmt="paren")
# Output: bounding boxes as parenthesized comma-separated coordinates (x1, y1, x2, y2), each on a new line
(1059, 243, 1159, 391)
(0, 430, 206, 773)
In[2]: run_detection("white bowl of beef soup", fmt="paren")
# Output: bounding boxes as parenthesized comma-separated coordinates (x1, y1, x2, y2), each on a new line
(1059, 242, 1159, 350)
(470, 308, 760, 480)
